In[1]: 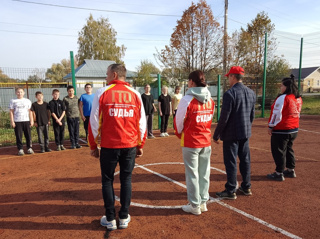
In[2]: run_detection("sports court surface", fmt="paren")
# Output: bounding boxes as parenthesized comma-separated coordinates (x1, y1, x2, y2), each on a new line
(0, 115, 319, 238)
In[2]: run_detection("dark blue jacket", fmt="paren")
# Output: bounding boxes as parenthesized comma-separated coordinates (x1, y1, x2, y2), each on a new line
(213, 82, 256, 141)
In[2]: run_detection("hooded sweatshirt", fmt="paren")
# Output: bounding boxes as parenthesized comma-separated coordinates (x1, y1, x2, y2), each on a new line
(174, 87, 215, 148)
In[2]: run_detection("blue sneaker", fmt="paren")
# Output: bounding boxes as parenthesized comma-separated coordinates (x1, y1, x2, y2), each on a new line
(100, 216, 117, 230)
(119, 214, 131, 229)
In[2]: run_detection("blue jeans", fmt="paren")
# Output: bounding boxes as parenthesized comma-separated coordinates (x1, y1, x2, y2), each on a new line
(100, 147, 136, 221)
(223, 139, 251, 193)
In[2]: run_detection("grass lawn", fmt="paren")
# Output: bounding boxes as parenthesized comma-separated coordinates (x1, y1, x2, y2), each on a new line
(301, 95, 320, 115)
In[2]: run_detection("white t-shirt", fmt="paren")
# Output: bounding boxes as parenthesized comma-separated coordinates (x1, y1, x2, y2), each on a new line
(9, 98, 32, 122)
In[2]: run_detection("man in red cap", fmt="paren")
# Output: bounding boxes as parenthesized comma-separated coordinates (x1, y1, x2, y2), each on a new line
(213, 66, 256, 200)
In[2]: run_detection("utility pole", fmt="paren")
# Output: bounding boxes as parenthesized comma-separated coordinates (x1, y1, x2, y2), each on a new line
(223, 0, 228, 92)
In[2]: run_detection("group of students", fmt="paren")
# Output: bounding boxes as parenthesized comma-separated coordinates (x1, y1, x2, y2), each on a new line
(9, 84, 94, 155)
(141, 85, 182, 139)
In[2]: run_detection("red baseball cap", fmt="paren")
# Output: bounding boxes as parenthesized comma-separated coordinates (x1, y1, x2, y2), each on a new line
(225, 66, 245, 77)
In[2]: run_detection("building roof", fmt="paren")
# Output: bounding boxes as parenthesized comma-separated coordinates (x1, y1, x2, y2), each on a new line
(290, 67, 320, 80)
(63, 59, 137, 79)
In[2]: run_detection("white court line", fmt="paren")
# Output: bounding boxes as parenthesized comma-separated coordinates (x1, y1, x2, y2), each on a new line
(78, 138, 88, 144)
(299, 128, 320, 134)
(115, 162, 301, 239)
(114, 162, 220, 209)
(216, 201, 301, 239)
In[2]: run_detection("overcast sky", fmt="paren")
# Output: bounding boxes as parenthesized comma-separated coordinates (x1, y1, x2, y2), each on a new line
(1, 0, 320, 72)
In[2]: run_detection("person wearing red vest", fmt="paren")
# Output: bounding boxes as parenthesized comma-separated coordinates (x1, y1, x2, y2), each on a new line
(88, 64, 147, 230)
(174, 70, 215, 215)
(267, 75, 302, 181)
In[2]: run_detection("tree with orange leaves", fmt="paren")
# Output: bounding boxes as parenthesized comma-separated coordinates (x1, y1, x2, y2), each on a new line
(155, 0, 223, 78)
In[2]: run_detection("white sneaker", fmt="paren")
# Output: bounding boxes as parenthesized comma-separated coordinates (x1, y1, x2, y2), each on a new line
(100, 216, 117, 230)
(119, 214, 131, 229)
(160, 133, 165, 137)
(182, 203, 201, 215)
(27, 148, 34, 154)
(18, 149, 24, 156)
(164, 133, 169, 137)
(200, 203, 208, 212)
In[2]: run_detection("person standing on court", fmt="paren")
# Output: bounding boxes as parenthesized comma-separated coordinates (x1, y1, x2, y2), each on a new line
(63, 85, 82, 149)
(9, 87, 34, 156)
(267, 75, 302, 181)
(213, 66, 256, 200)
(88, 64, 147, 231)
(141, 84, 157, 139)
(158, 86, 172, 137)
(79, 83, 94, 141)
(31, 91, 52, 153)
(174, 70, 215, 215)
(49, 89, 66, 151)
(172, 86, 182, 118)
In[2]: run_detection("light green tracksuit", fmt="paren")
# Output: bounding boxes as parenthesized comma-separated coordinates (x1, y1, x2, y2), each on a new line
(178, 87, 212, 207)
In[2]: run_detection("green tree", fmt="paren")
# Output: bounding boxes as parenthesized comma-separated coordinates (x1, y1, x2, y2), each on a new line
(135, 60, 160, 86)
(161, 67, 185, 87)
(77, 14, 126, 65)
(266, 57, 290, 98)
(231, 11, 276, 77)
(0, 68, 14, 83)
(46, 59, 76, 83)
(155, 0, 222, 76)
(228, 12, 288, 98)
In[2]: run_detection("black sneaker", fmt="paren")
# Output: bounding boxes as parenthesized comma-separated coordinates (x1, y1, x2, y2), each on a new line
(71, 145, 76, 149)
(216, 190, 237, 200)
(283, 169, 296, 178)
(267, 172, 285, 181)
(45, 148, 52, 152)
(75, 144, 82, 149)
(238, 187, 252, 196)
(40, 148, 45, 153)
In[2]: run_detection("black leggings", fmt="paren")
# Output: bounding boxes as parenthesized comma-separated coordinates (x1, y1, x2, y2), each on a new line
(271, 132, 298, 172)
(160, 115, 169, 133)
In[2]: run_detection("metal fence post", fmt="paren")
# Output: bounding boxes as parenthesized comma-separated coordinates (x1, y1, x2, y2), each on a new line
(70, 51, 76, 95)
(298, 37, 303, 93)
(157, 74, 161, 129)
(261, 32, 267, 118)
(217, 75, 221, 122)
